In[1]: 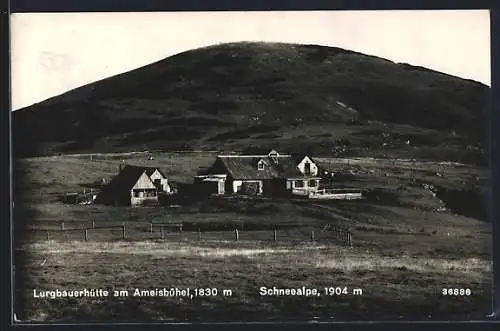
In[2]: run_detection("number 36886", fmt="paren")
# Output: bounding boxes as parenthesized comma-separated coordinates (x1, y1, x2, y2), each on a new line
(441, 288, 471, 296)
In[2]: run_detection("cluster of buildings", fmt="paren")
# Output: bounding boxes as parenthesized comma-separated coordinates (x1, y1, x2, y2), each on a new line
(95, 150, 327, 206)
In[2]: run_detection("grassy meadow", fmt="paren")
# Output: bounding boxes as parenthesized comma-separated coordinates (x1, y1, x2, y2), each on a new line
(13, 152, 493, 322)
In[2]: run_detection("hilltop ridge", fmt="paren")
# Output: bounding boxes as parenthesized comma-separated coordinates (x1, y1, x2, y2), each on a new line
(13, 42, 490, 163)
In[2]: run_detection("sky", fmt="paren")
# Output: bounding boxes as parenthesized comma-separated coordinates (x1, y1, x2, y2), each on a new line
(10, 10, 491, 111)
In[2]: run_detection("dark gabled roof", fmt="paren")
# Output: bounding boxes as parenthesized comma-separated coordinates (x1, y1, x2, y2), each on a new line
(214, 155, 306, 180)
(103, 165, 165, 193)
(275, 157, 306, 178)
(104, 166, 148, 192)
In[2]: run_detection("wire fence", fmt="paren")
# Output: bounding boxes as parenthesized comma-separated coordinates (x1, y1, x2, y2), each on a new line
(24, 220, 354, 246)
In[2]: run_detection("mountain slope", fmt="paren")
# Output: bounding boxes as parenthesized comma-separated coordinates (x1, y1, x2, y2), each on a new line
(13, 42, 491, 162)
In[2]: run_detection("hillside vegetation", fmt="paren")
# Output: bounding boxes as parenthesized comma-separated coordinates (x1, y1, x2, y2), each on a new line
(13, 42, 490, 162)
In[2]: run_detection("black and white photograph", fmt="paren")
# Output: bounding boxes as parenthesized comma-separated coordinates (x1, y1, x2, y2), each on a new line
(11, 10, 493, 322)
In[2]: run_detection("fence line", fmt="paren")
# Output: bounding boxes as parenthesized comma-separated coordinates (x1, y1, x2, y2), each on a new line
(35, 222, 353, 246)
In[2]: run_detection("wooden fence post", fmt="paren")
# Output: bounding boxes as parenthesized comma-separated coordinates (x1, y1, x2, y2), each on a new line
(198, 229, 202, 241)
(46, 231, 50, 241)
(311, 230, 315, 242)
(150, 223, 153, 233)
(161, 225, 164, 240)
(348, 232, 352, 247)
(61, 221, 64, 231)
(179, 224, 183, 233)
(122, 223, 126, 240)
(235, 229, 239, 241)
(84, 229, 88, 241)
(92, 220, 95, 229)
(273, 229, 277, 242)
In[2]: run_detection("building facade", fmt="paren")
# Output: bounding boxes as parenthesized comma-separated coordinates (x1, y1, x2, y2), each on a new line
(95, 165, 171, 206)
(195, 150, 322, 197)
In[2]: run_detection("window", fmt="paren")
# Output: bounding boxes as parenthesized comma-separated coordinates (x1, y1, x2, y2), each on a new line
(309, 180, 317, 187)
(304, 162, 311, 175)
(154, 179, 161, 185)
(294, 180, 304, 188)
(258, 160, 265, 170)
(146, 190, 157, 197)
(133, 190, 139, 197)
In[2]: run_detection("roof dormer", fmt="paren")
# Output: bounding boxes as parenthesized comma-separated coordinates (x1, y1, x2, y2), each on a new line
(257, 159, 265, 170)
(268, 149, 279, 165)
(268, 149, 279, 157)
